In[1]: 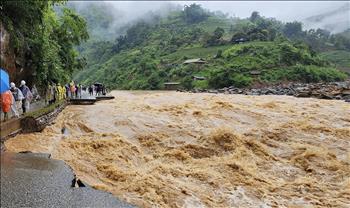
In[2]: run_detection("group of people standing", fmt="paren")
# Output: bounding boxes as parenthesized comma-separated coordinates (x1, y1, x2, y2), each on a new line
(1, 80, 106, 122)
(0, 80, 33, 121)
(46, 81, 83, 104)
(88, 84, 106, 96)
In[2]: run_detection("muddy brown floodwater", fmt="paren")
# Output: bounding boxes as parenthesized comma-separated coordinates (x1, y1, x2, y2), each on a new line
(5, 91, 350, 208)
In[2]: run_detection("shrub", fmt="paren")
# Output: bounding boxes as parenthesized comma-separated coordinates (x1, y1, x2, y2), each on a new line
(208, 68, 253, 88)
(208, 68, 232, 88)
(293, 65, 347, 82)
(261, 65, 348, 83)
(181, 76, 194, 90)
(231, 74, 253, 87)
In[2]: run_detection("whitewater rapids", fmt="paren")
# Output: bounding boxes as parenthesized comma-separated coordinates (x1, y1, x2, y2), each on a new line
(5, 91, 350, 207)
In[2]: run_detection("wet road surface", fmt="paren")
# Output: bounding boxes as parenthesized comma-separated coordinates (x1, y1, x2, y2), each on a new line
(1, 152, 136, 208)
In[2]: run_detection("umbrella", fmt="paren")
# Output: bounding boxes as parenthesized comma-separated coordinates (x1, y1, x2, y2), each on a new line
(94, 82, 103, 86)
(0, 68, 10, 94)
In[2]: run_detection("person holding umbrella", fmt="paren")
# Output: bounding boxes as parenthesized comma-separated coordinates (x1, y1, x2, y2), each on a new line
(0, 69, 9, 94)
(0, 68, 12, 121)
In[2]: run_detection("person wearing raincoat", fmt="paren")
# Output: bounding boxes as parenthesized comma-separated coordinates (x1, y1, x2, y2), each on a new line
(47, 83, 58, 104)
(62, 84, 66, 99)
(31, 84, 40, 101)
(19, 80, 33, 113)
(10, 82, 24, 117)
(70, 81, 76, 98)
(1, 90, 13, 121)
(57, 83, 64, 101)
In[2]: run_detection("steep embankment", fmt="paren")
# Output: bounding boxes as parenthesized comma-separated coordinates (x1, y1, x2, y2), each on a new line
(5, 91, 350, 208)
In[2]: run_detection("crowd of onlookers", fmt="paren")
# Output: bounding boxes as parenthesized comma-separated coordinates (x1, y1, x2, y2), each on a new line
(46, 81, 83, 105)
(1, 81, 108, 121)
(0, 80, 37, 121)
(88, 84, 106, 96)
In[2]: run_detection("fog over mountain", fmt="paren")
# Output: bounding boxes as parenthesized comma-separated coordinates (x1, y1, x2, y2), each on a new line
(180, 1, 349, 33)
(303, 3, 350, 33)
(69, 1, 349, 39)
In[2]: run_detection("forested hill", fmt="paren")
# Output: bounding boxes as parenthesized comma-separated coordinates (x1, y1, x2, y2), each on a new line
(74, 4, 350, 90)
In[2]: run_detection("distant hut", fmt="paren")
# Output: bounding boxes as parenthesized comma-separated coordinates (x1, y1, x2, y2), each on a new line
(233, 38, 248, 44)
(164, 82, 180, 90)
(249, 70, 261, 76)
(192, 76, 206, 81)
(183, 58, 207, 70)
(183, 58, 207, 65)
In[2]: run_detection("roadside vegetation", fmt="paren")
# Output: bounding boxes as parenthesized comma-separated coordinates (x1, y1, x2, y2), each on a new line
(1, 0, 88, 87)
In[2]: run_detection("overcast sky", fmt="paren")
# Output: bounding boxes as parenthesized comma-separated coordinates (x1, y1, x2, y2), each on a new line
(177, 1, 348, 21)
(103, 1, 348, 21)
(90, 1, 349, 33)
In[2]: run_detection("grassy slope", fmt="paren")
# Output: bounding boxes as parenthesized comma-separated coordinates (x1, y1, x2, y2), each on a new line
(320, 50, 350, 73)
(163, 45, 232, 61)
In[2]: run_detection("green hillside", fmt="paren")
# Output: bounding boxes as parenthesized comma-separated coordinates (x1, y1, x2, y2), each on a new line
(74, 4, 348, 90)
(320, 50, 350, 73)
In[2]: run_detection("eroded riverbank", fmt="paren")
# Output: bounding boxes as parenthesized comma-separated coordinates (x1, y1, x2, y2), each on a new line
(5, 91, 350, 207)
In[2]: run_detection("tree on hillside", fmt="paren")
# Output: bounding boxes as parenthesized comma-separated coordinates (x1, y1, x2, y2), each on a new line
(249, 11, 261, 22)
(213, 27, 225, 39)
(112, 21, 152, 52)
(330, 29, 350, 51)
(283, 21, 303, 38)
(183, 4, 209, 24)
(205, 27, 225, 46)
(231, 31, 247, 42)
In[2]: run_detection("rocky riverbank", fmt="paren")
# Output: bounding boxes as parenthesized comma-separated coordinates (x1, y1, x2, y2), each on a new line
(181, 81, 350, 102)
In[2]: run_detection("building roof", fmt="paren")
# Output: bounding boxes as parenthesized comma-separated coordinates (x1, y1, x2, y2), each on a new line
(250, 70, 261, 75)
(183, 58, 207, 64)
(164, 82, 180, 85)
(192, 76, 206, 80)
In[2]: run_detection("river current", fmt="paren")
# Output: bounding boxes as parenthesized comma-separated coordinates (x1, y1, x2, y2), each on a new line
(5, 91, 350, 207)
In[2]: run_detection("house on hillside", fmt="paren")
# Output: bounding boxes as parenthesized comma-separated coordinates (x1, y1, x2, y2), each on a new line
(164, 82, 180, 90)
(233, 38, 248, 44)
(183, 58, 207, 65)
(183, 58, 207, 71)
(192, 76, 206, 80)
(249, 70, 261, 76)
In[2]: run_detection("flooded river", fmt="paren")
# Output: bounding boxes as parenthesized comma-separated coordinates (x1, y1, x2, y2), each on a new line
(5, 91, 350, 207)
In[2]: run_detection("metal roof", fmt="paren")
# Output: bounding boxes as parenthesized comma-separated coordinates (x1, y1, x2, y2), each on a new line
(183, 58, 207, 64)
(164, 82, 180, 85)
